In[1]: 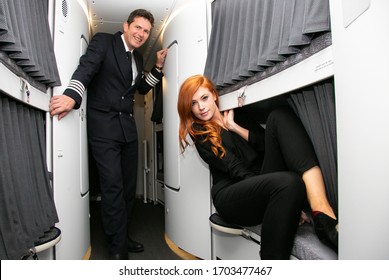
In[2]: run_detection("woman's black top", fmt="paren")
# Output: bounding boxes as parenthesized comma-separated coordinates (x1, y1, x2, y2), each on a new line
(193, 118, 266, 198)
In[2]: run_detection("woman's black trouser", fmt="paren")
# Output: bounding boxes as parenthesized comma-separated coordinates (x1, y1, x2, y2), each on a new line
(213, 108, 318, 259)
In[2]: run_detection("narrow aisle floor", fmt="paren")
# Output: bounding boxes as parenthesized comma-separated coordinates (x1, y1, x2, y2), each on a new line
(89, 198, 181, 260)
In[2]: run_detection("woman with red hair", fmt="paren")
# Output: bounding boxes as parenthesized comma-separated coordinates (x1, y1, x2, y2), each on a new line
(177, 74, 338, 259)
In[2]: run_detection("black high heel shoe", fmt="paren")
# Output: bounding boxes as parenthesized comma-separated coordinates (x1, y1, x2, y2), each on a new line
(312, 211, 338, 251)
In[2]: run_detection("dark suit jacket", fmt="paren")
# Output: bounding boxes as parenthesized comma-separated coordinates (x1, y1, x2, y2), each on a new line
(64, 32, 163, 142)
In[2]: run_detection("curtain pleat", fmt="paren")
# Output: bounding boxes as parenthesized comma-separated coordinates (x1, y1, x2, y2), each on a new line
(278, 0, 300, 55)
(204, 0, 224, 84)
(151, 81, 163, 123)
(0, 0, 14, 45)
(20, 0, 41, 74)
(221, 0, 241, 86)
(0, 0, 23, 54)
(288, 80, 338, 215)
(289, 0, 312, 47)
(247, 0, 265, 73)
(303, 0, 331, 33)
(257, 0, 276, 67)
(0, 96, 27, 260)
(204, 0, 330, 89)
(266, 0, 286, 63)
(0, 93, 59, 260)
(215, 0, 233, 87)
(234, 0, 256, 79)
(0, 0, 61, 87)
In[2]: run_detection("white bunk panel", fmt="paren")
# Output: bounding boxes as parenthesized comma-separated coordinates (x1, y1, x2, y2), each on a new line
(0, 63, 50, 111)
(163, 0, 212, 260)
(219, 46, 334, 111)
(51, 0, 90, 260)
(330, 0, 389, 260)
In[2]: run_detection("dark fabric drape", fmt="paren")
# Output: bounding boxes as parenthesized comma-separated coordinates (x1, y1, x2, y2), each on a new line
(151, 81, 163, 123)
(288, 79, 338, 215)
(0, 93, 59, 260)
(204, 0, 330, 90)
(0, 0, 61, 89)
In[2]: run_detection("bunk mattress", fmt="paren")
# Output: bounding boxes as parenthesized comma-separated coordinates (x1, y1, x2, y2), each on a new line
(210, 213, 338, 260)
(246, 223, 338, 260)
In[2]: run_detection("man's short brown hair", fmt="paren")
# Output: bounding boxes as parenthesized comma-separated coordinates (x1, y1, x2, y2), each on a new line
(127, 9, 154, 27)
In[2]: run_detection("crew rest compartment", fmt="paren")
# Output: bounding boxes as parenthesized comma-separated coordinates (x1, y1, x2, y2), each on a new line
(201, 0, 338, 259)
(162, 0, 389, 260)
(208, 76, 338, 260)
(162, 0, 339, 260)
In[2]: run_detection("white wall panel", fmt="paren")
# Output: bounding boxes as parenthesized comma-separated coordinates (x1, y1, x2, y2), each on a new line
(52, 0, 90, 260)
(330, 0, 389, 259)
(163, 0, 212, 259)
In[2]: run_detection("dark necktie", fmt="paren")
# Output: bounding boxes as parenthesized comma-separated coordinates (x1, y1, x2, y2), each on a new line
(127, 51, 133, 69)
(127, 51, 136, 84)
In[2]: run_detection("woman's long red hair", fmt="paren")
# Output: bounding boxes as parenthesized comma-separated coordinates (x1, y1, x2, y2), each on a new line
(177, 75, 225, 158)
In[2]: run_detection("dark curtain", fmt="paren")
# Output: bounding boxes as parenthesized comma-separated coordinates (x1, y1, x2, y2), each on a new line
(0, 0, 61, 89)
(288, 79, 338, 215)
(204, 0, 330, 89)
(0, 93, 59, 260)
(151, 81, 163, 123)
(0, 0, 60, 259)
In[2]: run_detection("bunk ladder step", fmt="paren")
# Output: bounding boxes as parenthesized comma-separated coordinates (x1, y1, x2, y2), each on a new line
(22, 227, 62, 260)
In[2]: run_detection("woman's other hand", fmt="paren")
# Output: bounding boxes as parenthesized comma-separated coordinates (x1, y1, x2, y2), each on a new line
(223, 109, 236, 131)
(223, 109, 249, 141)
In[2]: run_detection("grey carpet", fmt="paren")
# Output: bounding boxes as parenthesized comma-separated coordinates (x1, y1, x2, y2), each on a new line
(89, 198, 181, 260)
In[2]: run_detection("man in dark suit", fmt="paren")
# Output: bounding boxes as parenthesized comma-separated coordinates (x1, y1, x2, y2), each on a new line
(49, 9, 168, 260)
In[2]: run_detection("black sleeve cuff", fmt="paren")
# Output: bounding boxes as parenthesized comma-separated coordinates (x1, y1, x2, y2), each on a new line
(63, 88, 82, 110)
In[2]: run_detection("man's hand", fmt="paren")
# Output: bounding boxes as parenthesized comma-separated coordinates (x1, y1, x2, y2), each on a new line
(49, 95, 76, 120)
(155, 48, 168, 69)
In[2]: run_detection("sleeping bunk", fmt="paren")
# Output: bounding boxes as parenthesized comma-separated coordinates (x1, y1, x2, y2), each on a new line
(204, 0, 338, 260)
(0, 0, 61, 259)
(1, 0, 93, 260)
